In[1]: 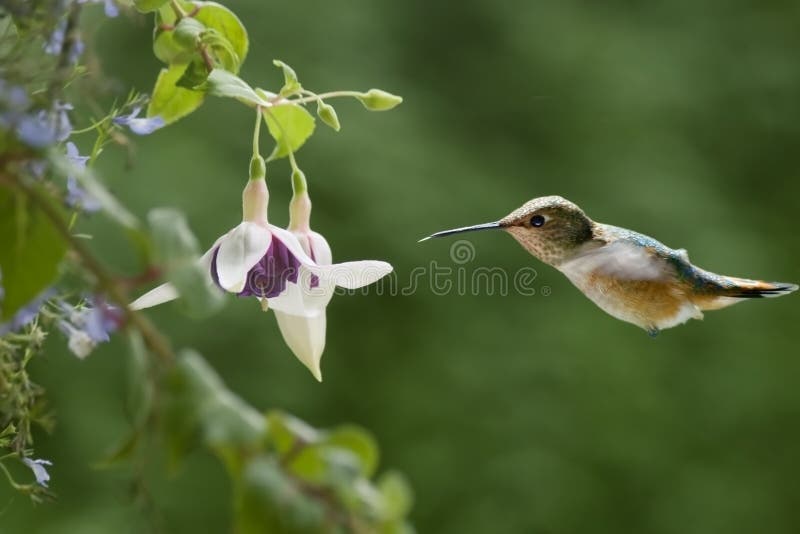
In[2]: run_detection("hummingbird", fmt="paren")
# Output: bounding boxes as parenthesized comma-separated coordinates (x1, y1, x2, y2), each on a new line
(420, 196, 797, 336)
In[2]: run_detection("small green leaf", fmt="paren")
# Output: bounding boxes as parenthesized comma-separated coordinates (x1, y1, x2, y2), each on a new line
(265, 410, 320, 456)
(201, 29, 240, 72)
(0, 187, 65, 321)
(173, 16, 205, 49)
(164, 350, 265, 468)
(316, 100, 340, 131)
(205, 69, 268, 107)
(48, 149, 140, 229)
(148, 64, 206, 124)
(357, 89, 403, 111)
(273, 59, 302, 97)
(176, 58, 210, 89)
(147, 208, 224, 317)
(235, 456, 326, 534)
(134, 0, 170, 13)
(263, 105, 315, 160)
(153, 6, 195, 64)
(126, 330, 154, 428)
(378, 471, 413, 521)
(325, 425, 379, 478)
(194, 1, 249, 71)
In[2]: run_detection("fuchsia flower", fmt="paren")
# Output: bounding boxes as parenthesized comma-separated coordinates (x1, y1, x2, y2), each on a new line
(131, 162, 392, 380)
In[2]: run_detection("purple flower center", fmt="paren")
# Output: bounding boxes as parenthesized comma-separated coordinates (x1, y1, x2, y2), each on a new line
(211, 234, 313, 298)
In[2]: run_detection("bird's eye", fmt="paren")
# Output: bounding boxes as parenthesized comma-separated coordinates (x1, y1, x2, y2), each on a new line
(530, 215, 546, 227)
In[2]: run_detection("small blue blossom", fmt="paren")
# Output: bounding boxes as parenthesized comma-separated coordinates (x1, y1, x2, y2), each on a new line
(22, 458, 52, 487)
(0, 289, 54, 336)
(64, 142, 100, 212)
(57, 297, 121, 358)
(0, 80, 30, 128)
(15, 112, 58, 148)
(77, 0, 119, 18)
(44, 18, 67, 55)
(14, 102, 72, 148)
(113, 106, 164, 135)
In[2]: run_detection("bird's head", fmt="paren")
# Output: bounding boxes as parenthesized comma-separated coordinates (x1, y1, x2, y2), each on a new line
(421, 195, 594, 265)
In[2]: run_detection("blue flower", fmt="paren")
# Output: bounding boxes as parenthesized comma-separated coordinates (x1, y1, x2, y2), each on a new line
(22, 458, 52, 487)
(14, 102, 72, 148)
(57, 297, 120, 358)
(112, 106, 164, 135)
(77, 0, 119, 18)
(0, 289, 54, 336)
(44, 18, 67, 55)
(64, 142, 100, 212)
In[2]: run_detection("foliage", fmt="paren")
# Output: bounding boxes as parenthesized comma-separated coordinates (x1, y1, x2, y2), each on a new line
(0, 0, 409, 531)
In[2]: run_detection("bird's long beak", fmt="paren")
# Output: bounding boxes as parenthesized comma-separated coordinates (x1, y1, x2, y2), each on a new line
(418, 221, 502, 242)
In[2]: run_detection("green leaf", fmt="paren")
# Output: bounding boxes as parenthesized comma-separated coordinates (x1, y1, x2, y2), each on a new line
(325, 426, 379, 478)
(205, 69, 268, 107)
(357, 89, 403, 111)
(378, 471, 413, 521)
(173, 16, 205, 49)
(134, 0, 170, 13)
(201, 29, 240, 72)
(148, 64, 206, 124)
(0, 186, 66, 321)
(194, 1, 249, 71)
(153, 6, 195, 64)
(273, 59, 302, 97)
(263, 105, 315, 160)
(48, 150, 140, 230)
(163, 350, 265, 469)
(316, 99, 341, 131)
(126, 330, 154, 428)
(235, 456, 326, 534)
(147, 208, 224, 317)
(265, 410, 320, 456)
(176, 58, 211, 89)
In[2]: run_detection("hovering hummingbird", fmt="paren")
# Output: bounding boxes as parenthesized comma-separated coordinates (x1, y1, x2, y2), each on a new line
(421, 196, 797, 336)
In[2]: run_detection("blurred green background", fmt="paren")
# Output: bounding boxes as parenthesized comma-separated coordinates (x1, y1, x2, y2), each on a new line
(5, 0, 800, 532)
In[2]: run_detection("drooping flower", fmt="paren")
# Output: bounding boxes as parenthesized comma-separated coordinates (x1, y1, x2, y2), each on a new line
(113, 106, 164, 135)
(64, 142, 101, 212)
(131, 159, 392, 380)
(22, 458, 52, 487)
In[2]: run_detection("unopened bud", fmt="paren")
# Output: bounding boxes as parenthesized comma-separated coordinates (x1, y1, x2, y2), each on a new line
(316, 100, 341, 131)
(357, 89, 403, 111)
(173, 17, 205, 49)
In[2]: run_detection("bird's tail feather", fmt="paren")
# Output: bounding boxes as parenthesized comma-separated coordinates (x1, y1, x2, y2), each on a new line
(721, 277, 798, 298)
(693, 274, 797, 311)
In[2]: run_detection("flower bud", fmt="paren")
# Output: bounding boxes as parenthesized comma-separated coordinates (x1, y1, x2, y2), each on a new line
(357, 89, 403, 111)
(316, 100, 340, 131)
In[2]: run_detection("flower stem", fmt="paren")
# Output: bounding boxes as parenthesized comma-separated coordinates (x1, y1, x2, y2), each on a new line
(252, 108, 262, 158)
(170, 0, 187, 18)
(288, 90, 363, 106)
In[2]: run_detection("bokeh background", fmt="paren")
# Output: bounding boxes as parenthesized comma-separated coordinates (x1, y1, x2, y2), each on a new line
(5, 0, 800, 532)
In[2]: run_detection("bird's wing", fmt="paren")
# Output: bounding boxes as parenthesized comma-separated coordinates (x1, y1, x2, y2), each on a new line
(560, 239, 678, 282)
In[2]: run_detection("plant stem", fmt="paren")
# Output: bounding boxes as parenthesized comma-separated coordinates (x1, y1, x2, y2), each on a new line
(252, 107, 262, 157)
(170, 0, 187, 18)
(288, 91, 363, 106)
(0, 172, 175, 365)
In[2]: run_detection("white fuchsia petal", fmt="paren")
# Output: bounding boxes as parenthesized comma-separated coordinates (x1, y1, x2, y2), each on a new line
(268, 275, 334, 317)
(130, 282, 179, 310)
(307, 231, 332, 265)
(216, 222, 272, 293)
(309, 260, 393, 289)
(274, 310, 327, 381)
(131, 238, 223, 310)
